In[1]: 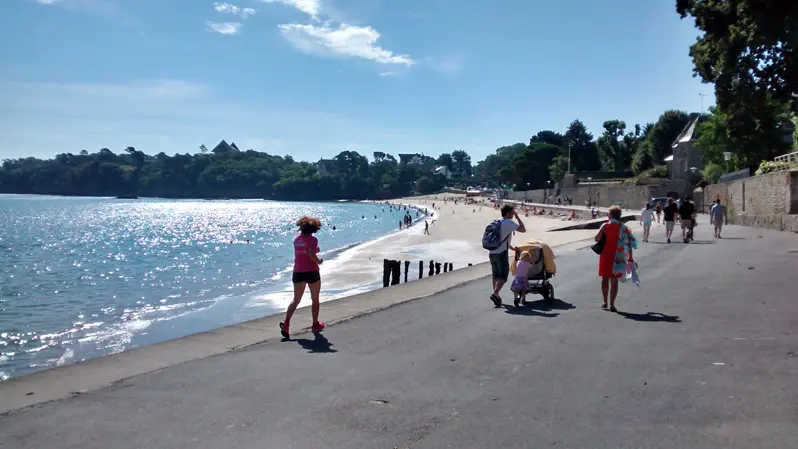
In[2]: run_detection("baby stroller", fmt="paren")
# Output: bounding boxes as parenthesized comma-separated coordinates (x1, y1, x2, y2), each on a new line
(510, 239, 557, 307)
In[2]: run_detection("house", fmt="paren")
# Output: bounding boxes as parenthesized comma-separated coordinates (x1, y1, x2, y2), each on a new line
(317, 158, 337, 174)
(434, 166, 453, 179)
(211, 140, 240, 154)
(664, 113, 708, 180)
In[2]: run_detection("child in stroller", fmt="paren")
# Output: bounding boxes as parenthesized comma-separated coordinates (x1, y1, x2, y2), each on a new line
(510, 239, 557, 307)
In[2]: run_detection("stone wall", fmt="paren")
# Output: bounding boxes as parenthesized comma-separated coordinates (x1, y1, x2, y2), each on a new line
(506, 180, 691, 210)
(702, 169, 798, 232)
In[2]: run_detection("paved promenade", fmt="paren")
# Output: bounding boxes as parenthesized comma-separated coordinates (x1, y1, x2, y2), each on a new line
(2, 224, 797, 448)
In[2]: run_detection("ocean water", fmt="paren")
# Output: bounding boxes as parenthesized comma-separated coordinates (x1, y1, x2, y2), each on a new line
(0, 195, 423, 380)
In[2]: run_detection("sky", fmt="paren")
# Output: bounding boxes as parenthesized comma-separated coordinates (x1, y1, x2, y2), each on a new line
(0, 0, 716, 163)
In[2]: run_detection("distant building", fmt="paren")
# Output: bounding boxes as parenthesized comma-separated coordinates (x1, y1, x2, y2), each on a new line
(434, 166, 453, 179)
(211, 140, 240, 154)
(317, 158, 337, 174)
(665, 113, 708, 180)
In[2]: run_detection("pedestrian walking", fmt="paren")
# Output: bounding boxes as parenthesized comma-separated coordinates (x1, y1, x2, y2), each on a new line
(640, 203, 655, 242)
(594, 205, 638, 312)
(483, 205, 527, 307)
(424, 220, 430, 235)
(679, 197, 696, 243)
(662, 198, 678, 243)
(280, 216, 325, 338)
(655, 202, 662, 224)
(710, 199, 728, 238)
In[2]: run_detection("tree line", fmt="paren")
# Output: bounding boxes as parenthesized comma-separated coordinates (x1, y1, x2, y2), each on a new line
(0, 146, 476, 200)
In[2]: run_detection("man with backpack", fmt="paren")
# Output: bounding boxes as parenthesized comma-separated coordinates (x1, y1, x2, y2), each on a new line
(484, 204, 526, 307)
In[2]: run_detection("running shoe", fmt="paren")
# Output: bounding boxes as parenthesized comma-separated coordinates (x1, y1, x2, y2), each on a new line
(279, 322, 290, 338)
(311, 321, 325, 332)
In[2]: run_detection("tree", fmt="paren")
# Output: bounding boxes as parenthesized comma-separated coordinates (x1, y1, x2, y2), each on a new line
(451, 149, 472, 176)
(436, 153, 453, 170)
(677, 0, 798, 159)
(549, 155, 569, 184)
(564, 119, 600, 172)
(530, 130, 566, 148)
(597, 120, 629, 171)
(646, 110, 690, 164)
(373, 151, 386, 162)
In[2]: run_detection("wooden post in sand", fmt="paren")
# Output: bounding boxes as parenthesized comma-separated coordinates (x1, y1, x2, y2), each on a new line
(428, 261, 435, 277)
(383, 259, 390, 287)
(419, 261, 423, 280)
(390, 260, 401, 286)
(404, 261, 410, 283)
(468, 263, 473, 267)
(435, 263, 441, 275)
(448, 263, 453, 272)
(443, 263, 448, 273)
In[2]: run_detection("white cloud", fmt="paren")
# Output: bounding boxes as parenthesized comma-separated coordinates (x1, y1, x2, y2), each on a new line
(213, 2, 256, 19)
(278, 23, 414, 66)
(260, 0, 321, 19)
(206, 21, 243, 35)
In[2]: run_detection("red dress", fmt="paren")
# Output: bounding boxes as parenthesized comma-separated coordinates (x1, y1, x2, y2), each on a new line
(597, 221, 621, 278)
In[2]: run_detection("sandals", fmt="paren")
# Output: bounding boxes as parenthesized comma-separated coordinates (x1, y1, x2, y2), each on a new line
(601, 303, 608, 310)
(279, 322, 290, 338)
(490, 294, 502, 307)
(311, 321, 325, 333)
(609, 305, 617, 313)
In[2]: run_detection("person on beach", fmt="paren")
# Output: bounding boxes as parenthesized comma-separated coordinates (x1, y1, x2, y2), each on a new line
(640, 203, 655, 242)
(424, 220, 430, 235)
(595, 206, 637, 312)
(711, 199, 728, 238)
(488, 205, 527, 307)
(279, 216, 325, 338)
(662, 197, 678, 243)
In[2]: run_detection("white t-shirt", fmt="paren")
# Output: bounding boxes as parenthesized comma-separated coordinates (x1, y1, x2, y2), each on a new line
(641, 209, 655, 223)
(488, 218, 519, 254)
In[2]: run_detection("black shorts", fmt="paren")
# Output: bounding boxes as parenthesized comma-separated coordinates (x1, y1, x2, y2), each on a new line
(489, 251, 510, 281)
(292, 271, 320, 284)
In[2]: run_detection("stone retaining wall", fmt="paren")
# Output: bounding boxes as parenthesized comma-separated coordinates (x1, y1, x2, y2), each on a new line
(702, 169, 798, 232)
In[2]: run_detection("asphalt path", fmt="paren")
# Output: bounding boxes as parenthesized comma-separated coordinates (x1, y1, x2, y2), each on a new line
(2, 224, 798, 449)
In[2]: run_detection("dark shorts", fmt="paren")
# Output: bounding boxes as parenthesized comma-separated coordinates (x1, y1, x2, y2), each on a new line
(292, 271, 320, 284)
(489, 251, 510, 281)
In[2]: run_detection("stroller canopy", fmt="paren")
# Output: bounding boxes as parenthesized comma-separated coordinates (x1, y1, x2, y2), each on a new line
(511, 238, 557, 276)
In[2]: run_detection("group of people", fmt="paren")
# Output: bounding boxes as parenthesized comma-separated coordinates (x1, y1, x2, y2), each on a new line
(638, 196, 728, 244)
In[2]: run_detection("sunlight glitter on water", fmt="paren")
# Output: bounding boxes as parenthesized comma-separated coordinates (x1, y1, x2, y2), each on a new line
(1, 196, 418, 380)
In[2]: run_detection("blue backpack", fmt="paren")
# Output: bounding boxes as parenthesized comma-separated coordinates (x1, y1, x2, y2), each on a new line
(482, 219, 509, 251)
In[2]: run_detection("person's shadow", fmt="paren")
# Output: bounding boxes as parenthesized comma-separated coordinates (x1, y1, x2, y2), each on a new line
(523, 297, 577, 312)
(616, 311, 681, 323)
(503, 305, 559, 317)
(295, 332, 337, 353)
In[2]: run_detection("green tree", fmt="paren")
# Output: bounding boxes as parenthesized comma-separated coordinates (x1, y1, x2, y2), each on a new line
(451, 149, 472, 176)
(549, 155, 569, 184)
(564, 119, 600, 172)
(597, 120, 628, 171)
(677, 0, 797, 163)
(435, 153, 453, 170)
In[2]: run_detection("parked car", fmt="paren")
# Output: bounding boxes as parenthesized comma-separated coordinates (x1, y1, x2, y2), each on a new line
(650, 197, 681, 208)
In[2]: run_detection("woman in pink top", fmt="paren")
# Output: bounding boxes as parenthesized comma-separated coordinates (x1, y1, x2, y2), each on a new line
(280, 216, 324, 338)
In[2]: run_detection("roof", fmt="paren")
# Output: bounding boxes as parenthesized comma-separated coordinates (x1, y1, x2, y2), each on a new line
(671, 113, 707, 148)
(211, 140, 239, 154)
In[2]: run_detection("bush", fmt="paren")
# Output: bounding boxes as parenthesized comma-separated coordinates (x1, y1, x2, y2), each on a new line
(755, 160, 791, 176)
(637, 165, 668, 179)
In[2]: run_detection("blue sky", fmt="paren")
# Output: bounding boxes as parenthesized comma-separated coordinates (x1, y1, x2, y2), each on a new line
(1, 0, 715, 162)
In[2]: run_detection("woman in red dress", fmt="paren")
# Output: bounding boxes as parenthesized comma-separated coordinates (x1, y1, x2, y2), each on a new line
(594, 206, 635, 312)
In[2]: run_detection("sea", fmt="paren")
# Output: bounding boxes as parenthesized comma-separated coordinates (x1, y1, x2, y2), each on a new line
(0, 195, 425, 381)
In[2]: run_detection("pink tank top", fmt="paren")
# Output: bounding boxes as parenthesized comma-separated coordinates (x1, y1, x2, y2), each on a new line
(293, 234, 320, 273)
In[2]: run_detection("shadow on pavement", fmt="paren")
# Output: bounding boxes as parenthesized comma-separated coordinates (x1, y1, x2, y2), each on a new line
(503, 305, 559, 318)
(295, 333, 337, 353)
(523, 297, 576, 312)
(616, 311, 681, 323)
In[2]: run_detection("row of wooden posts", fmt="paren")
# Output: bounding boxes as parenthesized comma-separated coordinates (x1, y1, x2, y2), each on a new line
(383, 260, 473, 287)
